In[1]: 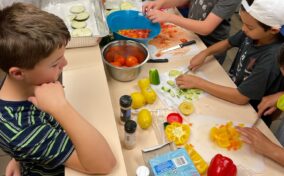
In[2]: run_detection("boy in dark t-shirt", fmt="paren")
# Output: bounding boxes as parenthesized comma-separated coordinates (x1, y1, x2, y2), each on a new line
(176, 0, 284, 125)
(0, 3, 116, 175)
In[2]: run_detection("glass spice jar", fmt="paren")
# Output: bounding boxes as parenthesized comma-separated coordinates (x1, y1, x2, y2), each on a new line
(119, 95, 132, 124)
(124, 120, 137, 149)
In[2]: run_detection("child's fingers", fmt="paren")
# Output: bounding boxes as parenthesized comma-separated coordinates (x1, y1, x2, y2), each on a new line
(263, 107, 276, 116)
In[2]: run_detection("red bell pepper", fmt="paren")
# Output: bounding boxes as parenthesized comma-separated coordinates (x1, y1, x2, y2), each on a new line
(207, 154, 237, 176)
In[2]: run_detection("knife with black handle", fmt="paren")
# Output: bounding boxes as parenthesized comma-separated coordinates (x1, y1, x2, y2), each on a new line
(179, 40, 196, 48)
(147, 58, 169, 63)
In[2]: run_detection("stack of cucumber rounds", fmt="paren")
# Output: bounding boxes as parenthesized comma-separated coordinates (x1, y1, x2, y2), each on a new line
(69, 5, 92, 37)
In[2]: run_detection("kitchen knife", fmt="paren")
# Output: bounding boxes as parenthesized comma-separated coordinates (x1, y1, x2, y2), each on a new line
(147, 58, 169, 63)
(161, 40, 196, 53)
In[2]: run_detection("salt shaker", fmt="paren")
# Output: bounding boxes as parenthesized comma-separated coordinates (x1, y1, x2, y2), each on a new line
(119, 95, 132, 124)
(124, 120, 137, 149)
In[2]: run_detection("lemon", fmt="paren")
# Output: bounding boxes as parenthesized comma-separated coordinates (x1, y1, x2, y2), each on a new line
(131, 92, 146, 109)
(137, 109, 152, 129)
(178, 101, 194, 116)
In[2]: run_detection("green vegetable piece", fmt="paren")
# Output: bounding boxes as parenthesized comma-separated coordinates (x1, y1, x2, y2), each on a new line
(75, 12, 90, 21)
(169, 89, 175, 97)
(161, 86, 170, 92)
(70, 5, 85, 14)
(169, 70, 182, 77)
(71, 20, 87, 29)
(149, 68, 160, 85)
(167, 80, 175, 87)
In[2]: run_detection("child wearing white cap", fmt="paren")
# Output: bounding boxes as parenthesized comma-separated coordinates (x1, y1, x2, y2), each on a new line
(177, 0, 284, 126)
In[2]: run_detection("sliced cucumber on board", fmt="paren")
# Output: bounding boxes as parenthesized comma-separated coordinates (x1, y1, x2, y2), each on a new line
(70, 5, 85, 14)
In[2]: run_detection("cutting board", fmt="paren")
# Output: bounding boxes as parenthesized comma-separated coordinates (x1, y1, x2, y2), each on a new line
(147, 23, 201, 59)
(187, 114, 265, 174)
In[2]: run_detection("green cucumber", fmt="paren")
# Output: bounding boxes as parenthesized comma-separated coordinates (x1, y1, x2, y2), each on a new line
(149, 68, 160, 85)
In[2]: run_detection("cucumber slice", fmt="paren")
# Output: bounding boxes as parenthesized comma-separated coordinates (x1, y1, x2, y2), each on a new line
(169, 89, 175, 97)
(169, 70, 182, 77)
(71, 28, 92, 37)
(69, 14, 76, 21)
(167, 80, 175, 87)
(75, 12, 90, 21)
(161, 86, 170, 92)
(120, 2, 134, 10)
(71, 21, 87, 29)
(70, 5, 85, 14)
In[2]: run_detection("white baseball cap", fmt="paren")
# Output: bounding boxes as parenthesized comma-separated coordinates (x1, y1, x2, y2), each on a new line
(241, 0, 284, 35)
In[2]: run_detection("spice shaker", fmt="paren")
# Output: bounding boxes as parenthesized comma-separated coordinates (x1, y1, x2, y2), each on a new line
(124, 120, 137, 149)
(119, 95, 132, 124)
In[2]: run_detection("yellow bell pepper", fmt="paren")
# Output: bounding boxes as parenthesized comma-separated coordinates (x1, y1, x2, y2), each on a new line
(185, 144, 208, 174)
(165, 122, 190, 146)
(209, 121, 243, 151)
(141, 87, 157, 104)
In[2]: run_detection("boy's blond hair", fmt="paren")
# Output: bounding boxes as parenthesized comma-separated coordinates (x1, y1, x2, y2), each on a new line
(0, 3, 70, 73)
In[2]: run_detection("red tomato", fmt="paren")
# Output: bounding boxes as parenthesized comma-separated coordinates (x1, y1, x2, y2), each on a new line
(114, 54, 126, 65)
(105, 51, 115, 62)
(167, 113, 183, 124)
(125, 56, 139, 67)
(110, 61, 122, 67)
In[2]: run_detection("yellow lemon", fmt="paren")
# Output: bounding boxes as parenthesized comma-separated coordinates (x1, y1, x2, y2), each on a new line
(141, 87, 157, 104)
(137, 109, 152, 129)
(131, 92, 146, 109)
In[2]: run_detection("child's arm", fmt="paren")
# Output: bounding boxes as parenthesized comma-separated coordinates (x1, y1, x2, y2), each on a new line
(28, 82, 116, 174)
(142, 0, 188, 13)
(257, 92, 284, 116)
(5, 158, 20, 176)
(189, 39, 232, 71)
(175, 74, 249, 105)
(237, 127, 284, 166)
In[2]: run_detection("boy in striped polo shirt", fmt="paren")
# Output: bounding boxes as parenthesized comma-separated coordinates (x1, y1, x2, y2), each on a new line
(0, 3, 116, 176)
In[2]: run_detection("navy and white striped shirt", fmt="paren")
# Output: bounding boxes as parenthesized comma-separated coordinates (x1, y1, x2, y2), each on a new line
(0, 100, 74, 176)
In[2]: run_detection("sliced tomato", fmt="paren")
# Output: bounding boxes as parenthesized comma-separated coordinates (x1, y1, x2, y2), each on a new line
(118, 29, 151, 39)
(166, 112, 183, 123)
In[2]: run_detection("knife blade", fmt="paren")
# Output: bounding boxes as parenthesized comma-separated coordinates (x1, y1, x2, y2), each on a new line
(161, 40, 196, 53)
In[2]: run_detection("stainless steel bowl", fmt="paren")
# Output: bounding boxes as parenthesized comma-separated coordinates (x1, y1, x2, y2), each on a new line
(102, 40, 149, 82)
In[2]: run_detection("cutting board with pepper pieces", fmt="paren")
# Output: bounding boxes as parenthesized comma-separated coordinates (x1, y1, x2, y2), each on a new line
(187, 114, 265, 174)
(147, 23, 200, 59)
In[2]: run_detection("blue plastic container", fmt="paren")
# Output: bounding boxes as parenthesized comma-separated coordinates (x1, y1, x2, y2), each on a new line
(107, 10, 161, 44)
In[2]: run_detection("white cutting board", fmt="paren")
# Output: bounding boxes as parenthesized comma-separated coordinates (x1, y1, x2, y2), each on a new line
(187, 114, 265, 174)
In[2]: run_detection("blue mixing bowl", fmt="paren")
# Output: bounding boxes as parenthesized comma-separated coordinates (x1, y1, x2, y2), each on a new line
(107, 10, 161, 44)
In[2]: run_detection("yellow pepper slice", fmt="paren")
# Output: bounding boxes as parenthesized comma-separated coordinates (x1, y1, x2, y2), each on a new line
(209, 121, 243, 150)
(165, 122, 190, 146)
(185, 144, 208, 174)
